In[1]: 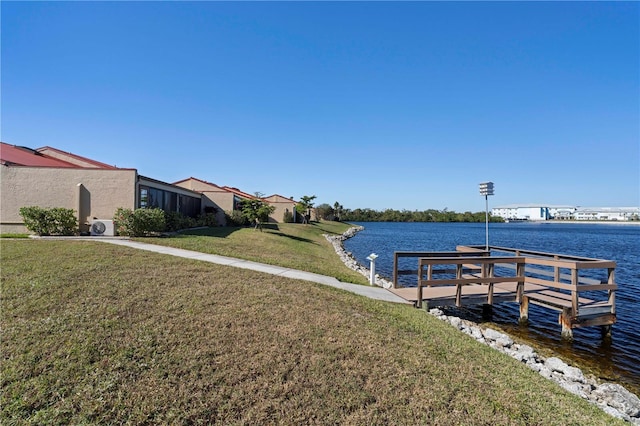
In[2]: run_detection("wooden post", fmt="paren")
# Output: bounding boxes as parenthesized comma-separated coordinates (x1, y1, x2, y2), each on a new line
(608, 267, 616, 315)
(571, 268, 579, 316)
(416, 266, 423, 309)
(519, 296, 529, 325)
(487, 261, 494, 305)
(554, 255, 560, 283)
(516, 261, 525, 303)
(455, 263, 462, 307)
(416, 261, 428, 310)
(559, 308, 574, 340)
(393, 253, 398, 288)
(604, 267, 615, 340)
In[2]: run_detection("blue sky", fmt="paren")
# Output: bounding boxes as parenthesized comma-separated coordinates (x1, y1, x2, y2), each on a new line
(2, 1, 638, 211)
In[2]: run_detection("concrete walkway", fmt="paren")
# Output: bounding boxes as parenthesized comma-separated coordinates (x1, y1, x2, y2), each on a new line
(94, 238, 409, 304)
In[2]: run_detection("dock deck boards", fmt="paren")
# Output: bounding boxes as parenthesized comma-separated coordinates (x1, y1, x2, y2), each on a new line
(390, 247, 617, 336)
(388, 281, 612, 313)
(388, 283, 517, 303)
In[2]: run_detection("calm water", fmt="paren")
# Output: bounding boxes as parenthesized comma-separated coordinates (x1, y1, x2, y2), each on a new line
(343, 222, 640, 393)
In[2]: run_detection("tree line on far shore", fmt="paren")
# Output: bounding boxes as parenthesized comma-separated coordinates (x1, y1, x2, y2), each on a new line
(315, 204, 504, 223)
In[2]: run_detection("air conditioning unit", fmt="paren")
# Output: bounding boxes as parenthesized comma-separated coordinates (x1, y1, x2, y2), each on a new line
(90, 219, 115, 236)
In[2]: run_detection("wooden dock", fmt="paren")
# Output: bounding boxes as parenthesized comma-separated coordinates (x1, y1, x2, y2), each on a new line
(388, 245, 617, 339)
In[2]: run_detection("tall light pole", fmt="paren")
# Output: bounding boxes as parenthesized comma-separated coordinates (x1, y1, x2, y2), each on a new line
(479, 182, 494, 252)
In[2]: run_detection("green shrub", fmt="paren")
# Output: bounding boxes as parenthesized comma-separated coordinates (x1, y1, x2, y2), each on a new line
(164, 211, 197, 232)
(19, 206, 48, 235)
(19, 206, 77, 236)
(163, 211, 181, 232)
(167, 211, 218, 231)
(114, 208, 135, 236)
(283, 210, 294, 223)
(224, 210, 249, 227)
(197, 212, 218, 227)
(50, 208, 78, 235)
(135, 208, 166, 235)
(113, 208, 166, 236)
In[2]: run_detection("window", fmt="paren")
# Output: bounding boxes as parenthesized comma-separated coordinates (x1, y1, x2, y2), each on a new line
(165, 192, 177, 212)
(140, 187, 149, 208)
(179, 194, 201, 218)
(139, 185, 201, 218)
(148, 188, 164, 209)
(233, 195, 243, 211)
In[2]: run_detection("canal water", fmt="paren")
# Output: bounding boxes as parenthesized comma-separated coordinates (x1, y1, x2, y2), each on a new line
(343, 221, 640, 394)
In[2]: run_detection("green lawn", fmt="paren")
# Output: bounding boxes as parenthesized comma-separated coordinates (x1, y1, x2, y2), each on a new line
(1, 239, 622, 425)
(137, 221, 370, 285)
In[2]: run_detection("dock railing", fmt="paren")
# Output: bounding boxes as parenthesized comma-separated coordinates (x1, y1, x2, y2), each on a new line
(458, 245, 617, 336)
(392, 250, 489, 288)
(416, 255, 526, 309)
(391, 246, 617, 337)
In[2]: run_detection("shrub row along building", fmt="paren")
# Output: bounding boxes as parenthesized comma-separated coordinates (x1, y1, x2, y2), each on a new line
(0, 142, 299, 234)
(492, 204, 640, 222)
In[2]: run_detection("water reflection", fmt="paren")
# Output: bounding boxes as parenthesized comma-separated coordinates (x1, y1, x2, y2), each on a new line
(344, 222, 640, 395)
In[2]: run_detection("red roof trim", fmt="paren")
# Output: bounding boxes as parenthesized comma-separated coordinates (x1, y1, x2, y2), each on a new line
(222, 186, 256, 199)
(1, 142, 79, 168)
(36, 146, 118, 169)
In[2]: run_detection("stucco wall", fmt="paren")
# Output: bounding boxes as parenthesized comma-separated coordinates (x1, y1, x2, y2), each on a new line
(201, 192, 233, 212)
(139, 177, 204, 198)
(266, 202, 295, 223)
(173, 179, 231, 225)
(0, 166, 136, 233)
(174, 179, 299, 224)
(202, 192, 236, 226)
(174, 179, 212, 193)
(263, 195, 297, 223)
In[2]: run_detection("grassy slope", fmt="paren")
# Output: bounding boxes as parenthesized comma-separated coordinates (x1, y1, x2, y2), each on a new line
(1, 240, 622, 425)
(136, 221, 370, 285)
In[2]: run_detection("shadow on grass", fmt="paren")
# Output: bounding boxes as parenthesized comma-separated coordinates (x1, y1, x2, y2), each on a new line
(169, 222, 327, 244)
(307, 221, 346, 235)
(267, 232, 316, 244)
(173, 224, 311, 241)
(258, 224, 316, 243)
(175, 226, 243, 238)
(260, 223, 280, 231)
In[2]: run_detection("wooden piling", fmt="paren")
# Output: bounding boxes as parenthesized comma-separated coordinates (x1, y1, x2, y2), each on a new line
(519, 296, 529, 325)
(559, 308, 574, 340)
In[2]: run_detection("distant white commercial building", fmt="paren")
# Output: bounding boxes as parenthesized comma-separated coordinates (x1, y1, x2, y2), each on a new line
(491, 204, 575, 221)
(491, 205, 639, 222)
(573, 207, 640, 221)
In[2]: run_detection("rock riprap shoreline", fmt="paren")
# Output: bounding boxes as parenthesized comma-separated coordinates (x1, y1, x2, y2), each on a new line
(325, 225, 640, 424)
(324, 225, 394, 289)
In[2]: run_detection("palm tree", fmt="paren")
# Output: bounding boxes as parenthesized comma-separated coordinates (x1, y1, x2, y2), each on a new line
(333, 202, 343, 221)
(296, 195, 316, 224)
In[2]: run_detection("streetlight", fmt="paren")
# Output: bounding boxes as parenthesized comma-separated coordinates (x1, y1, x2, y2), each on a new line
(479, 182, 494, 252)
